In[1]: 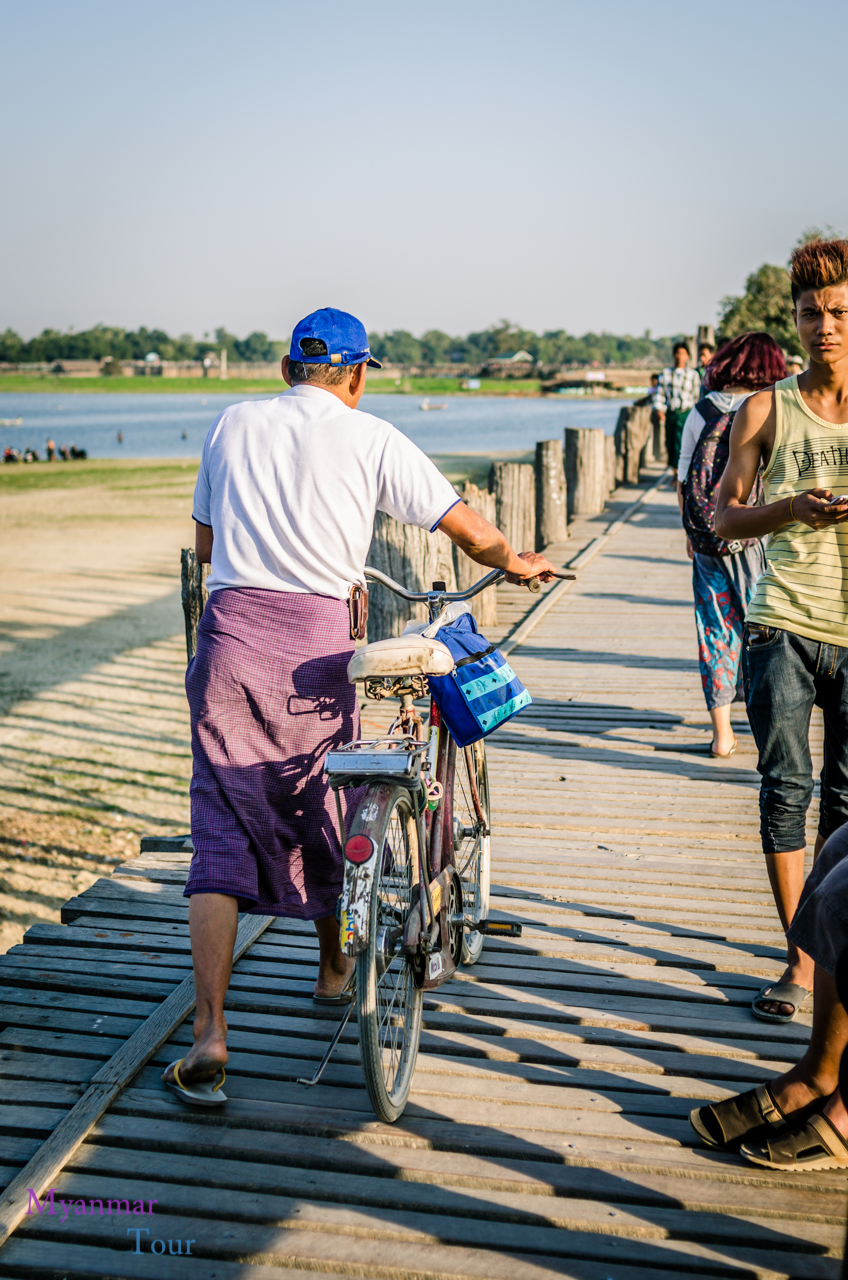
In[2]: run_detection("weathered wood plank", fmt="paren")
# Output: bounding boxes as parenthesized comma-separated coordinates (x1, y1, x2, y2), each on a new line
(0, 913, 273, 1248)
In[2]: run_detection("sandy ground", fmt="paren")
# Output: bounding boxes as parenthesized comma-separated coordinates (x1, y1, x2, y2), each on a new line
(0, 465, 197, 952)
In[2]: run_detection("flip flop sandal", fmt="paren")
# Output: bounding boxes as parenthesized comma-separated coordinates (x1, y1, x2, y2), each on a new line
(740, 1113, 848, 1171)
(751, 982, 811, 1023)
(709, 738, 737, 758)
(313, 972, 356, 1007)
(689, 1082, 822, 1152)
(163, 1058, 227, 1107)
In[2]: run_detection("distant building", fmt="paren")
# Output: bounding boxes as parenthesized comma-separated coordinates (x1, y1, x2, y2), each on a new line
(50, 360, 103, 376)
(481, 350, 536, 379)
(485, 350, 535, 365)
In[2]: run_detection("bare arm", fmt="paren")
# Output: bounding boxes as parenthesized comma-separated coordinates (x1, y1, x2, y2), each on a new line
(715, 391, 848, 538)
(195, 521, 213, 563)
(438, 501, 556, 584)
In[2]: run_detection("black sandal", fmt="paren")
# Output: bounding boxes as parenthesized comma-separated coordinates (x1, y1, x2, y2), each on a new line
(741, 1113, 848, 1171)
(689, 1083, 823, 1152)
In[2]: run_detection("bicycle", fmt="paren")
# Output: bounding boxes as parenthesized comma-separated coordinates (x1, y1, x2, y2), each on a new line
(300, 567, 524, 1123)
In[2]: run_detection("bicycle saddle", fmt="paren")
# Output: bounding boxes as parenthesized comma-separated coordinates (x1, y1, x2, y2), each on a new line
(347, 634, 454, 682)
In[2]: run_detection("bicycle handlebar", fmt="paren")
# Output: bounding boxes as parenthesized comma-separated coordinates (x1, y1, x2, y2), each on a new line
(364, 565, 505, 602)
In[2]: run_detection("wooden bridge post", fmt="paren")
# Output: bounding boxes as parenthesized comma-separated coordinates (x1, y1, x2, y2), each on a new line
(614, 405, 654, 486)
(534, 440, 568, 548)
(180, 549, 209, 662)
(604, 434, 616, 496)
(456, 482, 498, 627)
(564, 426, 606, 517)
(366, 513, 457, 641)
(489, 461, 536, 555)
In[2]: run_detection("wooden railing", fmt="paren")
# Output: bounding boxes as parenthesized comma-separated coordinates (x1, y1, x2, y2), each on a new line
(180, 422, 660, 650)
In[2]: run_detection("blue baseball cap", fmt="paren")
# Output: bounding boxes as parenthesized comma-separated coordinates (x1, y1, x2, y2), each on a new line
(290, 307, 382, 368)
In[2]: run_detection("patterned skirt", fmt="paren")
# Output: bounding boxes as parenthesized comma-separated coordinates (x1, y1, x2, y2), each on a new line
(184, 588, 360, 919)
(692, 544, 766, 710)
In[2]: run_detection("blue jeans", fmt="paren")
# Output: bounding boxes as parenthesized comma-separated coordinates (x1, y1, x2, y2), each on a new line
(743, 623, 848, 853)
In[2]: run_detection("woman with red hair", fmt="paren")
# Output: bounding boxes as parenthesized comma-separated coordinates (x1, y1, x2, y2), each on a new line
(678, 332, 787, 756)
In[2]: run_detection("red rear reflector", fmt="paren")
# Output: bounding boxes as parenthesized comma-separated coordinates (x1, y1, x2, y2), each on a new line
(345, 834, 376, 864)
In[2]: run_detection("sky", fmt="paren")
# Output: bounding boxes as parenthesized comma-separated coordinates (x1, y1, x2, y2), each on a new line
(2, 0, 846, 343)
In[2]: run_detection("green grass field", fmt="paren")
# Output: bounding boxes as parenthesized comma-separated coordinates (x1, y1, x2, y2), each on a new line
(0, 374, 542, 396)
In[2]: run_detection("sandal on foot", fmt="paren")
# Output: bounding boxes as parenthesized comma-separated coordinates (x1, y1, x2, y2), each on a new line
(313, 972, 355, 1007)
(740, 1113, 848, 1171)
(710, 738, 737, 758)
(751, 982, 811, 1024)
(689, 1082, 821, 1152)
(163, 1058, 227, 1107)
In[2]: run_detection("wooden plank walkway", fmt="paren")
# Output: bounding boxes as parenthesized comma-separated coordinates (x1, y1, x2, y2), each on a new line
(0, 468, 844, 1278)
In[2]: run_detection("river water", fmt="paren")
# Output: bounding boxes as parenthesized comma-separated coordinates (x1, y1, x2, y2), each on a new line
(0, 391, 631, 461)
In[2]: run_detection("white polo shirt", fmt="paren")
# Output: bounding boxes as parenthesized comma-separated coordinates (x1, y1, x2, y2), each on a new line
(193, 383, 460, 599)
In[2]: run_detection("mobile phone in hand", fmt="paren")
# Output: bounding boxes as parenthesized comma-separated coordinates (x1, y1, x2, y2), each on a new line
(826, 495, 848, 506)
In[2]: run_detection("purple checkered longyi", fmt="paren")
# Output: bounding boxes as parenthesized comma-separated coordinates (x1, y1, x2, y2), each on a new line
(184, 587, 361, 919)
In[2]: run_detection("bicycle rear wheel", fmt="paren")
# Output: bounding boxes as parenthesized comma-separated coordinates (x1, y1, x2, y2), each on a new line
(451, 739, 491, 966)
(356, 785, 424, 1122)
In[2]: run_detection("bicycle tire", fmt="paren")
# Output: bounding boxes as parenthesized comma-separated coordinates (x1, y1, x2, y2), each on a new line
(451, 739, 491, 966)
(356, 784, 424, 1123)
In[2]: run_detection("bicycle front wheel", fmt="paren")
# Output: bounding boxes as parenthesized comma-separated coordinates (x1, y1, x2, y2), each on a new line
(451, 739, 491, 966)
(356, 785, 424, 1123)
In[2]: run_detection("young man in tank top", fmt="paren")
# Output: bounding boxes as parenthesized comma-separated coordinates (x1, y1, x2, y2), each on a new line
(714, 239, 848, 1028)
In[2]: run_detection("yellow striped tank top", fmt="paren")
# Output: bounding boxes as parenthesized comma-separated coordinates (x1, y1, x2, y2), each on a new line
(747, 375, 848, 645)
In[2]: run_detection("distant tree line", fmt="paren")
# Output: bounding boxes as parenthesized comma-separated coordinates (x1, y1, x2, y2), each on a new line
(0, 325, 284, 365)
(368, 322, 673, 367)
(0, 320, 675, 370)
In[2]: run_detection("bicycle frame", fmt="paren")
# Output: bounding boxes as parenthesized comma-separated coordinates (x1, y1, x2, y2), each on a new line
(330, 568, 500, 976)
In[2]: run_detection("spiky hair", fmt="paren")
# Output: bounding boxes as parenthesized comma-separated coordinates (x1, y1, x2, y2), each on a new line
(790, 239, 848, 302)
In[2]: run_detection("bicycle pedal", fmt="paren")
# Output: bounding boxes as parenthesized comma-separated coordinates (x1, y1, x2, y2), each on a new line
(477, 919, 522, 937)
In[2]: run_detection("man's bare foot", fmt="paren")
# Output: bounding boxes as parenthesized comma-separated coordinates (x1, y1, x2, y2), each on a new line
(314, 954, 355, 1001)
(823, 1089, 848, 1138)
(161, 1030, 228, 1088)
(755, 962, 814, 1019)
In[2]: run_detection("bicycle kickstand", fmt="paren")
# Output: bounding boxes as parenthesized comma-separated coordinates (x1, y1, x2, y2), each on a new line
(296, 1002, 354, 1087)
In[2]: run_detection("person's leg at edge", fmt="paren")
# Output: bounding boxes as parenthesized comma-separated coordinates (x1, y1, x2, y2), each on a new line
(744, 627, 817, 1017)
(692, 553, 740, 756)
(757, 963, 848, 1132)
(162, 891, 238, 1087)
(314, 913, 355, 999)
(760, 837, 823, 1016)
(710, 703, 735, 755)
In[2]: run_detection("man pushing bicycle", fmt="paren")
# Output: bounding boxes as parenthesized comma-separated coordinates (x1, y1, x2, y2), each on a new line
(162, 307, 555, 1105)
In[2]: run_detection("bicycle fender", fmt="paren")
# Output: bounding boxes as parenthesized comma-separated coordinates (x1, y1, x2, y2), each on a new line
(339, 853, 378, 956)
(338, 783, 395, 957)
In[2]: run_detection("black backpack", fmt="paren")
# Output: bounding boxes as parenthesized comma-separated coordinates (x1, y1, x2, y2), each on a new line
(682, 398, 761, 557)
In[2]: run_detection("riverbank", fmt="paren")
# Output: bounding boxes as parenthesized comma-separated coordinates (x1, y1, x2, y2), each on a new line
(0, 450, 534, 495)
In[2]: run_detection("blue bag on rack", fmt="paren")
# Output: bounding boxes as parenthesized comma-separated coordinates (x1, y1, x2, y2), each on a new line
(426, 611, 532, 748)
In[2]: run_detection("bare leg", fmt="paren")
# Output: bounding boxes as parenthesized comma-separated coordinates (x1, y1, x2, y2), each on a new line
(709, 704, 735, 755)
(161, 892, 238, 1087)
(313, 914, 355, 999)
(764, 966, 848, 1123)
(757, 834, 822, 1017)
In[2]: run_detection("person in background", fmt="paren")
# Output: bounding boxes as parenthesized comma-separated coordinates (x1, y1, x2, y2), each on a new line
(635, 373, 659, 408)
(45, 438, 56, 461)
(788, 354, 805, 377)
(654, 341, 702, 469)
(678, 333, 786, 757)
(697, 342, 715, 379)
